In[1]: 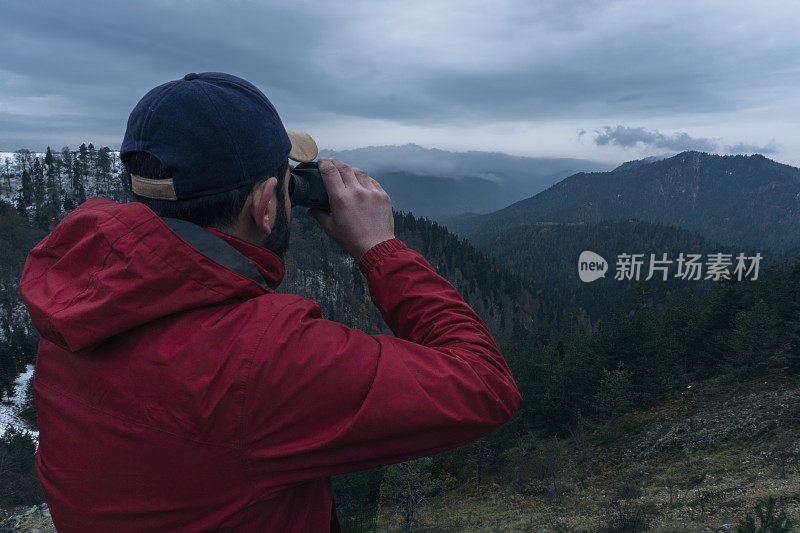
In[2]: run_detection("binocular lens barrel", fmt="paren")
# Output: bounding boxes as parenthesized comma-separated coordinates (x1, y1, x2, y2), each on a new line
(289, 162, 330, 212)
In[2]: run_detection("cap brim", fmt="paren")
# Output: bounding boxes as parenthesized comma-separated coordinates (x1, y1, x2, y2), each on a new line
(286, 129, 318, 163)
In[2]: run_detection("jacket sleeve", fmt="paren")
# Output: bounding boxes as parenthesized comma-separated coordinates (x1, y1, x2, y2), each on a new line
(242, 238, 522, 491)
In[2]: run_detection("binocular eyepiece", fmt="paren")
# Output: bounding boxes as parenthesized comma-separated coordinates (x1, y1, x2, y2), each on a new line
(289, 162, 330, 212)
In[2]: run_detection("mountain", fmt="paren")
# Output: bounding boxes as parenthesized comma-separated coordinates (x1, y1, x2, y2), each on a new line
(611, 154, 669, 171)
(449, 151, 800, 249)
(344, 171, 511, 222)
(319, 144, 612, 221)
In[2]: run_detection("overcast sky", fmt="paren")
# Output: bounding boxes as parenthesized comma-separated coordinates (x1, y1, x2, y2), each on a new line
(2, 0, 800, 165)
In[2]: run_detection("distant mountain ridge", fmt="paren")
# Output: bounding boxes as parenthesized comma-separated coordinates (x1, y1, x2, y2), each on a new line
(450, 151, 800, 249)
(611, 154, 669, 172)
(4, 146, 613, 223)
(320, 144, 612, 220)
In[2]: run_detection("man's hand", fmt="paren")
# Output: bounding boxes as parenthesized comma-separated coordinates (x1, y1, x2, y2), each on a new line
(307, 158, 395, 260)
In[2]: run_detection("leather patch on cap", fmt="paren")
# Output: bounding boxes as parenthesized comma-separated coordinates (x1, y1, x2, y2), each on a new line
(130, 174, 178, 200)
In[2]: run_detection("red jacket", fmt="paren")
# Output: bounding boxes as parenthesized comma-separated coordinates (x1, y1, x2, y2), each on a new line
(19, 197, 522, 532)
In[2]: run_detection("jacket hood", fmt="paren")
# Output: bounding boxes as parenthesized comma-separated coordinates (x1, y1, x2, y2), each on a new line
(20, 197, 285, 353)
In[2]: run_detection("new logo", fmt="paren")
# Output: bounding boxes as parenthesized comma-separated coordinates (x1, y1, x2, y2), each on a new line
(578, 251, 608, 283)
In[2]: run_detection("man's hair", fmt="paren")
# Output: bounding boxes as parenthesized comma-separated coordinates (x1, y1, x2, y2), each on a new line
(123, 152, 289, 229)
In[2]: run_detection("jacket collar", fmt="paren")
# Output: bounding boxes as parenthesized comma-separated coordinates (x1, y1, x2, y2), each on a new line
(160, 218, 285, 291)
(205, 228, 285, 290)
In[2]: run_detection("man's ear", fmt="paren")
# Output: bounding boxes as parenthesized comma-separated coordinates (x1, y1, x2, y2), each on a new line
(252, 177, 278, 235)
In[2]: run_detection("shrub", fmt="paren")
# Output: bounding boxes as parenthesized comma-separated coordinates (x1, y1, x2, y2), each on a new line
(593, 365, 636, 419)
(599, 500, 659, 532)
(612, 478, 642, 501)
(543, 437, 567, 503)
(0, 426, 43, 508)
(332, 468, 383, 532)
(735, 496, 793, 533)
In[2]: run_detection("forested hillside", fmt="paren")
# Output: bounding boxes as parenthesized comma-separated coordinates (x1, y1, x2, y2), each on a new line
(0, 206, 44, 398)
(451, 151, 800, 249)
(1, 146, 798, 530)
(0, 144, 552, 524)
(0, 144, 561, 400)
(467, 219, 768, 321)
(330, 252, 800, 531)
(282, 207, 547, 337)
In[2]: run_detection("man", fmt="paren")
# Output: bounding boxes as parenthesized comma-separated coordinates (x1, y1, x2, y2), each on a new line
(19, 72, 522, 532)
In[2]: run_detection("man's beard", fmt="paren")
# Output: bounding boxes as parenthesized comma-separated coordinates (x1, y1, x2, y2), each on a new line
(261, 182, 290, 258)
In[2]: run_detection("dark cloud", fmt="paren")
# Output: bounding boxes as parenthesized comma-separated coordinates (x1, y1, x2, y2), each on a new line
(725, 141, 779, 154)
(1, 0, 799, 154)
(593, 126, 780, 155)
(594, 126, 718, 152)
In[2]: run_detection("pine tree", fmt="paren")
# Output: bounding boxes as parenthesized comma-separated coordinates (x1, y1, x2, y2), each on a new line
(379, 458, 445, 532)
(44, 148, 57, 195)
(3, 158, 10, 196)
(20, 168, 32, 207)
(726, 300, 782, 376)
(70, 154, 80, 193)
(77, 179, 87, 205)
(60, 146, 71, 195)
(111, 151, 128, 202)
(32, 158, 45, 207)
(15, 193, 27, 218)
(593, 364, 636, 418)
(96, 147, 111, 197)
(44, 147, 61, 227)
(88, 143, 97, 176)
(78, 143, 89, 181)
(784, 317, 800, 371)
(72, 154, 86, 205)
(62, 194, 76, 212)
(33, 204, 49, 231)
(44, 147, 54, 177)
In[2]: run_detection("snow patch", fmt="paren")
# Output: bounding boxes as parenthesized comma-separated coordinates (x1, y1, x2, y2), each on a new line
(0, 364, 38, 442)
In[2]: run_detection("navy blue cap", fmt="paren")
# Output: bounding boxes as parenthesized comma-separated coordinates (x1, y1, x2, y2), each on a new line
(121, 72, 317, 200)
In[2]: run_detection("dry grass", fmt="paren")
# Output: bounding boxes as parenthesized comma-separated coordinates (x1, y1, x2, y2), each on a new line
(374, 374, 800, 532)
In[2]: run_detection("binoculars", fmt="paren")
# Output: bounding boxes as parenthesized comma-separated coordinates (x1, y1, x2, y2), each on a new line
(289, 162, 330, 212)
